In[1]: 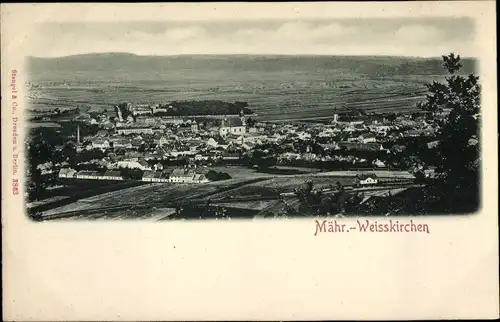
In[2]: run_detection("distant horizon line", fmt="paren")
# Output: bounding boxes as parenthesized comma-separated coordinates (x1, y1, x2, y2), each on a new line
(28, 52, 477, 60)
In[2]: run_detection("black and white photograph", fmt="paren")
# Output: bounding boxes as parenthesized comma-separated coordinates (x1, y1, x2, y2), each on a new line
(2, 3, 498, 321)
(23, 15, 482, 221)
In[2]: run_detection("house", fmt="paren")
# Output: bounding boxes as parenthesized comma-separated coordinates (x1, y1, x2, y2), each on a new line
(58, 168, 77, 178)
(301, 153, 317, 161)
(371, 125, 392, 134)
(343, 126, 357, 133)
(192, 173, 209, 183)
(468, 138, 479, 146)
(108, 138, 131, 149)
(152, 105, 168, 114)
(131, 106, 152, 116)
(163, 117, 185, 125)
(297, 131, 312, 140)
(143, 117, 157, 124)
(241, 142, 256, 151)
(427, 140, 439, 148)
(206, 137, 218, 147)
(76, 170, 100, 180)
(357, 173, 378, 186)
(169, 169, 195, 183)
(96, 130, 109, 137)
(142, 171, 169, 183)
(156, 136, 170, 146)
(320, 143, 340, 151)
(318, 128, 339, 137)
(101, 170, 123, 181)
(116, 127, 153, 135)
(280, 152, 301, 160)
(338, 142, 384, 151)
(116, 160, 152, 171)
(423, 167, 437, 179)
(194, 154, 210, 161)
(123, 152, 141, 159)
(372, 159, 386, 168)
(169, 150, 196, 158)
(168, 169, 208, 183)
(92, 139, 110, 149)
(222, 152, 240, 161)
(358, 133, 377, 143)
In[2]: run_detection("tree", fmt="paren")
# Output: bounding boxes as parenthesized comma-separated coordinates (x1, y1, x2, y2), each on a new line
(410, 112, 421, 120)
(61, 142, 77, 167)
(26, 130, 57, 201)
(386, 113, 397, 122)
(418, 53, 480, 213)
(206, 170, 232, 181)
(246, 117, 256, 127)
(119, 167, 143, 180)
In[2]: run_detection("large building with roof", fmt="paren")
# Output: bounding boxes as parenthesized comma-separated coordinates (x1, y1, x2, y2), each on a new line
(168, 169, 209, 184)
(58, 168, 77, 178)
(219, 116, 246, 136)
(116, 127, 154, 135)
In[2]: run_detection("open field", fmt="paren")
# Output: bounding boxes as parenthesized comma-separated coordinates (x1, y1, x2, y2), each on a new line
(311, 170, 415, 179)
(40, 177, 269, 217)
(27, 54, 476, 120)
(25, 81, 429, 120)
(37, 166, 415, 219)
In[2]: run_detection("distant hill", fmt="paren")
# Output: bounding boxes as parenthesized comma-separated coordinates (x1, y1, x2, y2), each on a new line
(27, 53, 477, 78)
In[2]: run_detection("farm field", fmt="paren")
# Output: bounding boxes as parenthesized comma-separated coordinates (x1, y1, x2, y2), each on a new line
(40, 168, 413, 219)
(27, 179, 147, 213)
(25, 81, 429, 120)
(200, 175, 359, 201)
(311, 170, 415, 179)
(40, 177, 269, 218)
(26, 54, 477, 120)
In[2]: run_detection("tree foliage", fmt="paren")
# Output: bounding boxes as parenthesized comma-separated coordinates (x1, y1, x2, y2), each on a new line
(419, 53, 480, 213)
(26, 130, 57, 201)
(205, 170, 232, 181)
(156, 100, 253, 116)
(119, 167, 144, 180)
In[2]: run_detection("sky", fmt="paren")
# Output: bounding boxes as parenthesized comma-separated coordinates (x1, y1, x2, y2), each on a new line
(27, 18, 476, 58)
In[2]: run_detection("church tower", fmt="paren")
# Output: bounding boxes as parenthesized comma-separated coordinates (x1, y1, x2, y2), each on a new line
(333, 106, 339, 123)
(240, 109, 246, 126)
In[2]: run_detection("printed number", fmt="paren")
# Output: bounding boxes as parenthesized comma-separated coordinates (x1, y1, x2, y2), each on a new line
(12, 179, 19, 195)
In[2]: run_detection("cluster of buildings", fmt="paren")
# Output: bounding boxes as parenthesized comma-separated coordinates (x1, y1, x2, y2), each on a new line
(59, 167, 209, 184)
(54, 102, 443, 185)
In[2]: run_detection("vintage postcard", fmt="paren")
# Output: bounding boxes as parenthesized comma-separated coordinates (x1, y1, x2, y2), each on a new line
(2, 2, 498, 321)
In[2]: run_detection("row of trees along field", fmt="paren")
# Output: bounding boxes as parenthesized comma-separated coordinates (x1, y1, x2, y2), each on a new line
(115, 100, 254, 118)
(157, 100, 253, 116)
